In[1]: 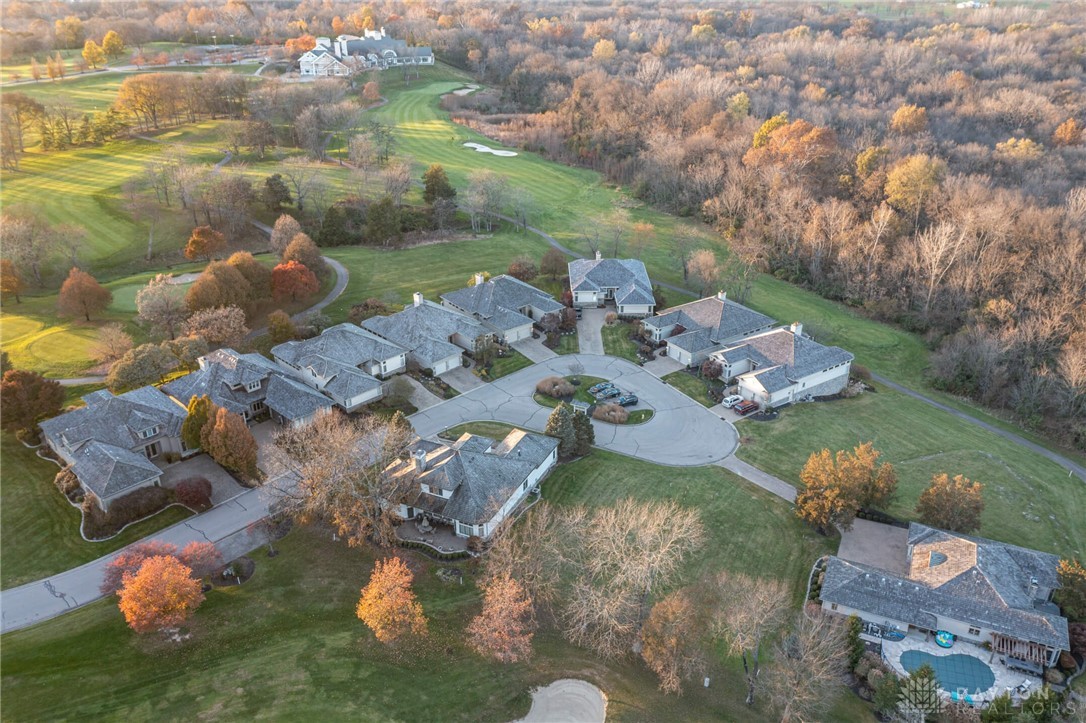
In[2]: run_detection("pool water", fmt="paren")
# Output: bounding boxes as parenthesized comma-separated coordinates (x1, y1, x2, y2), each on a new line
(900, 650, 996, 693)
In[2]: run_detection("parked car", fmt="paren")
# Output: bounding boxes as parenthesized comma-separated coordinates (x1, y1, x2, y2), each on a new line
(734, 400, 759, 416)
(617, 395, 638, 406)
(721, 395, 743, 408)
(588, 382, 616, 395)
(595, 387, 621, 400)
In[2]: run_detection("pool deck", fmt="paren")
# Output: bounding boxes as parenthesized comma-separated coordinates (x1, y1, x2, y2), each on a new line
(883, 632, 1042, 704)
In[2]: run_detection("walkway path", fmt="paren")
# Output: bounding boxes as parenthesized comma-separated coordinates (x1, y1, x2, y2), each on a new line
(871, 372, 1086, 483)
(411, 354, 737, 467)
(716, 457, 797, 502)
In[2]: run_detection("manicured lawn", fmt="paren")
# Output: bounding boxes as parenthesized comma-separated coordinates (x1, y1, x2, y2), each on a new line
(484, 349, 533, 380)
(600, 322, 641, 363)
(323, 232, 554, 321)
(736, 390, 1086, 558)
(552, 331, 579, 354)
(663, 370, 722, 408)
(0, 433, 194, 589)
(0, 456, 861, 722)
(544, 449, 836, 591)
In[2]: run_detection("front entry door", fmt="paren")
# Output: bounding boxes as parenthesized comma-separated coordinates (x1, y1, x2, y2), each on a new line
(144, 442, 161, 460)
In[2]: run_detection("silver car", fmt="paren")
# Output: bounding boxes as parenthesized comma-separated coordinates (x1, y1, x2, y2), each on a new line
(721, 395, 743, 408)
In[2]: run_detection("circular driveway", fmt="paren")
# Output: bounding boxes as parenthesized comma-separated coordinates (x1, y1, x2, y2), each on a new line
(408, 354, 738, 466)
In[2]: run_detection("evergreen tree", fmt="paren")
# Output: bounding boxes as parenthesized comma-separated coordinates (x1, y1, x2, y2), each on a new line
(365, 196, 401, 246)
(571, 411, 595, 457)
(317, 205, 352, 247)
(181, 395, 213, 451)
(422, 163, 456, 204)
(545, 403, 576, 458)
(262, 173, 292, 212)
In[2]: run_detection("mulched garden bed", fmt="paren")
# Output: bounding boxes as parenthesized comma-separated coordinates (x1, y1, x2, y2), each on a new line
(210, 556, 256, 587)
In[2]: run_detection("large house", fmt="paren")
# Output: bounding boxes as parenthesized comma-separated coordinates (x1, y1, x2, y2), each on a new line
(271, 323, 407, 412)
(361, 293, 486, 375)
(568, 253, 655, 317)
(711, 323, 853, 408)
(441, 274, 565, 343)
(40, 388, 190, 510)
(164, 348, 333, 426)
(299, 29, 434, 77)
(387, 429, 559, 540)
(642, 291, 776, 367)
(821, 523, 1070, 670)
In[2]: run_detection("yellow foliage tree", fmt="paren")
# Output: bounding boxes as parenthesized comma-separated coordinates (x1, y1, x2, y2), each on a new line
(117, 556, 204, 634)
(916, 473, 984, 533)
(356, 557, 427, 643)
(890, 104, 928, 135)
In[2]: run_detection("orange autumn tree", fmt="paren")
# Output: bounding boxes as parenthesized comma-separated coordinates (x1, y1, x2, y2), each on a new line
(356, 556, 427, 643)
(117, 555, 205, 633)
(271, 260, 319, 302)
(467, 573, 536, 663)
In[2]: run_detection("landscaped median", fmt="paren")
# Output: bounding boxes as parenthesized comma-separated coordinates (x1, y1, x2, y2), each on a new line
(533, 375, 654, 425)
(662, 369, 725, 408)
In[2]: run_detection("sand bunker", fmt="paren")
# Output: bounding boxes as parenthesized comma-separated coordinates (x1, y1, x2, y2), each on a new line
(452, 84, 480, 96)
(519, 679, 607, 723)
(463, 142, 518, 157)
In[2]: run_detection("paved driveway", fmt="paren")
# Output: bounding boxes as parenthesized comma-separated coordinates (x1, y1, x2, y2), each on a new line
(576, 308, 606, 355)
(512, 336, 558, 362)
(642, 354, 683, 378)
(403, 376, 444, 411)
(440, 365, 485, 393)
(160, 454, 246, 505)
(837, 519, 909, 575)
(410, 354, 737, 467)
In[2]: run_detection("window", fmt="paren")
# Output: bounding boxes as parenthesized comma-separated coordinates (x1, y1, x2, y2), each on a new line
(246, 381, 261, 392)
(968, 626, 981, 636)
(522, 479, 529, 491)
(138, 425, 159, 439)
(830, 603, 838, 611)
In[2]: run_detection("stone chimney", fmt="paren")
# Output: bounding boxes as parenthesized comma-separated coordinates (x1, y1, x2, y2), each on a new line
(594, 250, 602, 261)
(716, 290, 727, 302)
(414, 448, 427, 472)
(790, 321, 804, 337)
(413, 292, 424, 307)
(474, 273, 486, 286)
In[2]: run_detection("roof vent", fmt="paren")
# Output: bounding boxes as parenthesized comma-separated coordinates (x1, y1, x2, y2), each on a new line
(929, 552, 948, 567)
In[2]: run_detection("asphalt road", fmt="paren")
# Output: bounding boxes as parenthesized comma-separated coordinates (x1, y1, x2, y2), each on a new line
(411, 354, 738, 467)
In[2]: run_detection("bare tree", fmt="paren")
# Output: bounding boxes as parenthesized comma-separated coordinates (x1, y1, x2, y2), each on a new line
(274, 411, 417, 547)
(671, 229, 698, 283)
(711, 572, 790, 705)
(687, 249, 721, 296)
(911, 222, 965, 320)
(381, 158, 413, 205)
(765, 609, 849, 723)
(279, 158, 324, 214)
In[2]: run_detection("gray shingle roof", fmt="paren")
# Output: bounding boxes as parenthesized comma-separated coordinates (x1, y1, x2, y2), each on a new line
(70, 441, 161, 500)
(40, 387, 186, 455)
(360, 299, 483, 368)
(441, 275, 563, 334)
(646, 295, 776, 344)
(665, 328, 718, 354)
(162, 348, 280, 416)
(392, 430, 558, 525)
(748, 366, 792, 393)
(720, 328, 853, 383)
(272, 323, 405, 370)
(821, 523, 1069, 650)
(264, 374, 333, 422)
(568, 258, 653, 307)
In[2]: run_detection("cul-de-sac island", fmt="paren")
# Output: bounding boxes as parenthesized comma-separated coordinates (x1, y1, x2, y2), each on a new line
(1, 2, 1084, 721)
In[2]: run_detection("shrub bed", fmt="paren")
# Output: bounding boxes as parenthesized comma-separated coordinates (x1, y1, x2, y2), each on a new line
(536, 376, 575, 398)
(81, 486, 177, 541)
(592, 403, 629, 424)
(54, 469, 81, 501)
(175, 477, 213, 511)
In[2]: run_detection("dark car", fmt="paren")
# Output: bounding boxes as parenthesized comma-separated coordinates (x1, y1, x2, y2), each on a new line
(734, 400, 759, 416)
(616, 395, 638, 406)
(595, 387, 621, 400)
(588, 382, 616, 395)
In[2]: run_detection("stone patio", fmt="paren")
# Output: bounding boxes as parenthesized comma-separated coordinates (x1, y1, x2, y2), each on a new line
(882, 631, 1042, 705)
(395, 520, 469, 553)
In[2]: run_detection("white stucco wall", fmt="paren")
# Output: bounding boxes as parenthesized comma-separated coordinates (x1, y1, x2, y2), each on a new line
(432, 354, 461, 375)
(504, 323, 534, 342)
(617, 304, 653, 317)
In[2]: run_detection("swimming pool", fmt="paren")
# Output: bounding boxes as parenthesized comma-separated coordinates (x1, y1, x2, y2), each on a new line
(900, 650, 996, 694)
